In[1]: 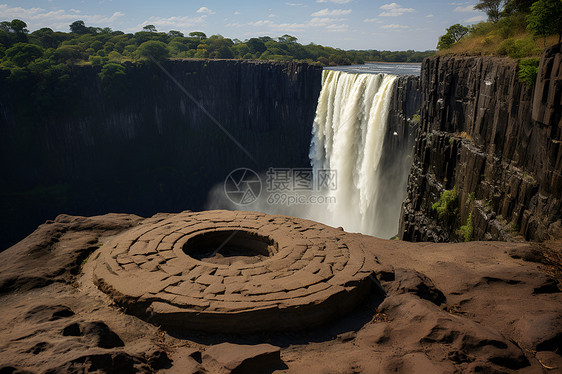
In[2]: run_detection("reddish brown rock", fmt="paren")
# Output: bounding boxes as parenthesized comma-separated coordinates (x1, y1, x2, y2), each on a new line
(203, 343, 282, 374)
(0, 213, 142, 294)
(0, 211, 560, 373)
(91, 210, 376, 334)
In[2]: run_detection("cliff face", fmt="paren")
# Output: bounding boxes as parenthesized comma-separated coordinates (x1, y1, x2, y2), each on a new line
(400, 45, 562, 242)
(375, 75, 421, 237)
(0, 60, 322, 250)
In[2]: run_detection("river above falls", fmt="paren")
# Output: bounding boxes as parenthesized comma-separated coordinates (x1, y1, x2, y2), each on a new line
(326, 62, 421, 76)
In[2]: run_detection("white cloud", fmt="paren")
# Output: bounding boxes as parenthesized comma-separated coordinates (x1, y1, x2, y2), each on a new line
(268, 13, 277, 18)
(247, 13, 349, 33)
(381, 23, 409, 29)
(325, 23, 349, 32)
(426, 14, 434, 18)
(380, 3, 400, 10)
(309, 17, 346, 26)
(249, 20, 274, 27)
(234, 11, 241, 15)
(311, 8, 352, 16)
(465, 15, 486, 22)
(363, 18, 381, 23)
(285, 2, 306, 6)
(274, 22, 309, 32)
(379, 3, 415, 16)
(248, 20, 309, 32)
(0, 4, 125, 31)
(196, 7, 215, 15)
(316, 0, 353, 3)
(135, 15, 206, 31)
(454, 5, 476, 12)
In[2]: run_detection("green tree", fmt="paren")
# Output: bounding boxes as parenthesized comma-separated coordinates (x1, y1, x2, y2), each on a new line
(70, 20, 89, 34)
(233, 43, 250, 57)
(143, 25, 157, 33)
(0, 19, 29, 43)
(99, 62, 127, 99)
(474, 0, 508, 22)
(194, 44, 208, 58)
(503, 0, 535, 15)
(9, 19, 28, 34)
(4, 42, 43, 66)
(518, 57, 540, 86)
(169, 41, 189, 54)
(0, 21, 10, 32)
(437, 24, 470, 49)
(279, 34, 298, 43)
(30, 28, 66, 49)
(168, 30, 184, 38)
(89, 55, 105, 66)
(527, 0, 562, 43)
(189, 31, 207, 40)
(137, 40, 169, 61)
(246, 38, 267, 54)
(53, 45, 84, 63)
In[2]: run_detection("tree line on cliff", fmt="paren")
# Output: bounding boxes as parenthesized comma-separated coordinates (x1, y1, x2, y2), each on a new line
(436, 0, 561, 87)
(437, 0, 562, 56)
(0, 19, 433, 71)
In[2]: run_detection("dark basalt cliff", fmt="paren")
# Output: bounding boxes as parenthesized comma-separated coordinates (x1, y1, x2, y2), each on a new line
(400, 44, 562, 242)
(376, 75, 421, 233)
(0, 60, 322, 250)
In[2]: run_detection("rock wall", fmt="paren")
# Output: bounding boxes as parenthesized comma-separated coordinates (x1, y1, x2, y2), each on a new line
(376, 75, 421, 237)
(400, 44, 562, 242)
(0, 60, 322, 250)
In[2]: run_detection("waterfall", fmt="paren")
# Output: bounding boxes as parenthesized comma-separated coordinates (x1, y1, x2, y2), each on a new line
(207, 69, 410, 239)
(309, 70, 398, 237)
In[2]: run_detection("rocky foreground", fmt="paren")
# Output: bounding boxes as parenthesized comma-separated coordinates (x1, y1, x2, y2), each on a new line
(0, 211, 561, 373)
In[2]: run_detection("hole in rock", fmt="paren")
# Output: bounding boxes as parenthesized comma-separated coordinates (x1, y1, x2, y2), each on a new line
(183, 230, 278, 265)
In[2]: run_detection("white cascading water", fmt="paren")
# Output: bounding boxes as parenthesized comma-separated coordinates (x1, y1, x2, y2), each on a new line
(207, 69, 406, 239)
(309, 70, 398, 237)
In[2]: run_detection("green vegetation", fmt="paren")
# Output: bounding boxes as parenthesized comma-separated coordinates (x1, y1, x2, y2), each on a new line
(432, 188, 477, 241)
(474, 0, 508, 22)
(437, 24, 470, 50)
(437, 0, 561, 58)
(510, 221, 521, 233)
(0, 19, 434, 78)
(0, 18, 435, 126)
(518, 57, 540, 86)
(137, 40, 170, 61)
(527, 0, 562, 44)
(458, 213, 474, 242)
(432, 187, 459, 222)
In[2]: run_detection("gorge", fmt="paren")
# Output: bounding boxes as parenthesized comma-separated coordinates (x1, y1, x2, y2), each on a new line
(1, 46, 561, 249)
(0, 60, 322, 250)
(207, 68, 419, 239)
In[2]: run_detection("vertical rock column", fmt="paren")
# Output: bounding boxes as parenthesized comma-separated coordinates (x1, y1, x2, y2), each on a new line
(399, 46, 562, 242)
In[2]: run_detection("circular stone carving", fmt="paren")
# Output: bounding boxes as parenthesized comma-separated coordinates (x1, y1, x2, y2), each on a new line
(92, 210, 377, 333)
(183, 229, 276, 265)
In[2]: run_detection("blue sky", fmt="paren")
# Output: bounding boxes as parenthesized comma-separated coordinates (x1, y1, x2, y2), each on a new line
(1, 1, 488, 51)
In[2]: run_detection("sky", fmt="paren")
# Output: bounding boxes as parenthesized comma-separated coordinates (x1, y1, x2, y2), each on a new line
(0, 1, 488, 51)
